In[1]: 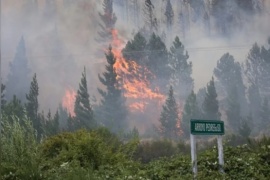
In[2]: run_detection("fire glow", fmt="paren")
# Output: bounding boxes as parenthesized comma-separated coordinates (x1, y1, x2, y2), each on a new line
(62, 89, 76, 117)
(110, 29, 165, 112)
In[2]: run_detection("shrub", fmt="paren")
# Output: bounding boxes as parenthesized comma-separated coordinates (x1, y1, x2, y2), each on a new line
(133, 139, 177, 163)
(0, 114, 42, 179)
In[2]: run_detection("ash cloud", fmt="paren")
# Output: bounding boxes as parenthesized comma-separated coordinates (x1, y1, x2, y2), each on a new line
(2, 0, 270, 133)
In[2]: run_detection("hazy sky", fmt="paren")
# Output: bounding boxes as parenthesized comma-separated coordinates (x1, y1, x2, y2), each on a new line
(2, 0, 270, 116)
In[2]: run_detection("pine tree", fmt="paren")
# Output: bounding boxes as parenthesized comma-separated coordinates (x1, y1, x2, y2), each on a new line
(122, 32, 147, 65)
(182, 90, 201, 138)
(97, 45, 128, 133)
(239, 114, 252, 138)
(3, 95, 25, 123)
(248, 82, 261, 124)
(159, 86, 180, 140)
(98, 0, 117, 43)
(259, 97, 270, 131)
(45, 110, 60, 136)
(244, 42, 270, 121)
(169, 36, 193, 100)
(58, 104, 69, 130)
(214, 53, 248, 115)
(1, 84, 6, 109)
(202, 77, 221, 120)
(143, 0, 158, 34)
(146, 33, 170, 82)
(226, 86, 241, 133)
(6, 37, 31, 102)
(245, 44, 262, 87)
(74, 67, 95, 130)
(165, 0, 174, 34)
(26, 73, 42, 139)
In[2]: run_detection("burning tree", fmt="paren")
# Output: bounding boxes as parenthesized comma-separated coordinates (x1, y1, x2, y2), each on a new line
(159, 86, 181, 140)
(143, 0, 158, 35)
(98, 0, 117, 44)
(97, 45, 128, 133)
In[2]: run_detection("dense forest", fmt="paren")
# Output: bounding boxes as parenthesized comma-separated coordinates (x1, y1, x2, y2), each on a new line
(1, 0, 270, 179)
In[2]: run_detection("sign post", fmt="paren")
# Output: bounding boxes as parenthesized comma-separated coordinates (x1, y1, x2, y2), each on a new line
(190, 119, 225, 176)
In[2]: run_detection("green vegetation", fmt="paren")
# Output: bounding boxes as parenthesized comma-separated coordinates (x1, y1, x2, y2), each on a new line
(1, 114, 270, 179)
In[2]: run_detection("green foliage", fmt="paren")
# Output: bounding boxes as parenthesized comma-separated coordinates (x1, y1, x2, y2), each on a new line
(44, 110, 60, 137)
(3, 95, 25, 123)
(74, 67, 95, 130)
(26, 73, 43, 140)
(159, 86, 180, 140)
(133, 139, 177, 163)
(1, 114, 41, 179)
(2, 112, 270, 179)
(1, 84, 6, 109)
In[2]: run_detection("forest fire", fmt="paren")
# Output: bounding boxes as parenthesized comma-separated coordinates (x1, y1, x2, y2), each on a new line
(62, 89, 76, 117)
(110, 29, 165, 112)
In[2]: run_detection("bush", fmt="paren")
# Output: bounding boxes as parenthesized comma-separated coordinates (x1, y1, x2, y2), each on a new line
(133, 139, 177, 163)
(0, 114, 42, 179)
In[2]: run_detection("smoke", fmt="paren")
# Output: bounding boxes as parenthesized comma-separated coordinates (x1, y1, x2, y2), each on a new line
(2, 0, 270, 133)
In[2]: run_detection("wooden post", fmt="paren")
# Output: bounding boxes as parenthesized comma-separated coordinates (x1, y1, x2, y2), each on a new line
(190, 134, 197, 175)
(217, 135, 224, 173)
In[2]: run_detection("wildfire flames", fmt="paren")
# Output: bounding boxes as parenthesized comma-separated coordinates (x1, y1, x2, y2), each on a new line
(111, 29, 165, 112)
(62, 89, 76, 117)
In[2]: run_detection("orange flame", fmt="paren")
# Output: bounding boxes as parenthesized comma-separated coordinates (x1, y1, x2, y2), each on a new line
(62, 89, 76, 117)
(110, 29, 165, 112)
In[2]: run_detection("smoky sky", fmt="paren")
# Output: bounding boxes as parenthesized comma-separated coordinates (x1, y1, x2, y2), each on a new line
(1, 0, 270, 117)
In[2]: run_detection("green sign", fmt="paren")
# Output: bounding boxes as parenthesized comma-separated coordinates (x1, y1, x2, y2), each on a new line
(190, 119, 224, 135)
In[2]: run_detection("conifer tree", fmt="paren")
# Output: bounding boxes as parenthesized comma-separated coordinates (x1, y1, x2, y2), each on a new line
(97, 45, 128, 132)
(26, 73, 42, 139)
(239, 114, 252, 138)
(259, 97, 270, 131)
(226, 86, 241, 133)
(146, 33, 170, 82)
(98, 0, 117, 43)
(143, 0, 158, 34)
(165, 0, 174, 34)
(45, 110, 60, 136)
(244, 43, 270, 121)
(58, 104, 69, 130)
(1, 84, 6, 109)
(214, 53, 247, 115)
(3, 95, 25, 123)
(74, 67, 95, 130)
(169, 36, 193, 100)
(122, 32, 147, 65)
(159, 86, 180, 140)
(182, 90, 200, 138)
(202, 77, 221, 120)
(6, 37, 31, 102)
